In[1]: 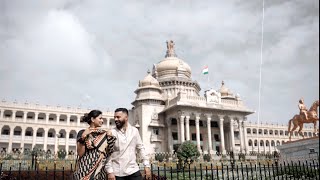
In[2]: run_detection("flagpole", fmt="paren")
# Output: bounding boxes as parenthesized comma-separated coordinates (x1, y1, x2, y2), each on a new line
(207, 73, 210, 90)
(202, 65, 209, 90)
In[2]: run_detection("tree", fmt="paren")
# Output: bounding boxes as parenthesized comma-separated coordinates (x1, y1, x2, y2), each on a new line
(176, 141, 200, 163)
(58, 149, 66, 159)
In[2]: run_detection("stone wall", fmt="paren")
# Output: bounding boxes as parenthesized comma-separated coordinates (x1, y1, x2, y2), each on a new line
(277, 137, 319, 162)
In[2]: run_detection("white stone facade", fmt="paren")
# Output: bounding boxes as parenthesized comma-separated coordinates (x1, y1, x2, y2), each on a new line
(0, 100, 115, 155)
(0, 42, 316, 156)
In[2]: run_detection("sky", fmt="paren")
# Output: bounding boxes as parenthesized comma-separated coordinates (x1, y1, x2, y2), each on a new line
(0, 0, 319, 125)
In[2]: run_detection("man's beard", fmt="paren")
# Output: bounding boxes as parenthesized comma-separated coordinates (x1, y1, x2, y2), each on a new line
(115, 120, 125, 129)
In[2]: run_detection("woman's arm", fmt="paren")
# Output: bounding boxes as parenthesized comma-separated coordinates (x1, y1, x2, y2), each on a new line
(76, 129, 89, 157)
(77, 142, 86, 157)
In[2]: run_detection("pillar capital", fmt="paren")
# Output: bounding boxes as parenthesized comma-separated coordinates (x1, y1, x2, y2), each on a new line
(229, 115, 238, 121)
(242, 119, 247, 125)
(218, 115, 225, 120)
(219, 118, 224, 123)
(177, 110, 185, 116)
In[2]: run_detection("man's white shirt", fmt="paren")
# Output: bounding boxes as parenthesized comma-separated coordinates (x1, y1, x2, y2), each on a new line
(105, 124, 150, 177)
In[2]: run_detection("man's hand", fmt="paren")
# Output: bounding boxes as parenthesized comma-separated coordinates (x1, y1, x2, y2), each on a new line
(107, 173, 116, 180)
(144, 167, 151, 179)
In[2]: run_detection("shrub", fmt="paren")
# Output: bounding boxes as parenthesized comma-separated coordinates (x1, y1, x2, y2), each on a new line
(154, 153, 165, 162)
(203, 154, 211, 162)
(176, 141, 200, 163)
(57, 149, 66, 159)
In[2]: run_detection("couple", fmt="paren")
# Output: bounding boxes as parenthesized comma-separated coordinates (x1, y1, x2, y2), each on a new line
(73, 108, 151, 180)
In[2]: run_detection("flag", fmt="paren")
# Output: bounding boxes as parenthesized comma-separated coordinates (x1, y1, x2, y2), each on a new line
(202, 66, 209, 75)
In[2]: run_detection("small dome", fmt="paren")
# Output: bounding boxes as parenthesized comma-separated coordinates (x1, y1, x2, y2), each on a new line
(139, 70, 160, 87)
(219, 81, 232, 96)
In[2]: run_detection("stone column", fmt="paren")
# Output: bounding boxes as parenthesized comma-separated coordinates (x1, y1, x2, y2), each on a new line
(229, 118, 235, 152)
(238, 120, 244, 153)
(180, 115, 185, 143)
(20, 128, 26, 151)
(195, 116, 201, 152)
(65, 130, 70, 155)
(8, 126, 14, 153)
(167, 118, 173, 153)
(34, 112, 39, 123)
(185, 116, 190, 141)
(45, 113, 49, 124)
(56, 114, 60, 125)
(269, 141, 271, 152)
(12, 110, 16, 121)
(32, 127, 37, 149)
(23, 112, 27, 123)
(219, 117, 226, 154)
(107, 118, 110, 128)
(243, 121, 249, 153)
(207, 117, 213, 153)
(0, 109, 4, 119)
(44, 128, 48, 151)
(67, 115, 70, 126)
(77, 115, 81, 126)
(54, 133, 59, 155)
(177, 118, 181, 144)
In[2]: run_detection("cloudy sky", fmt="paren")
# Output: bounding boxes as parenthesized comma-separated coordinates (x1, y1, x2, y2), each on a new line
(0, 0, 318, 124)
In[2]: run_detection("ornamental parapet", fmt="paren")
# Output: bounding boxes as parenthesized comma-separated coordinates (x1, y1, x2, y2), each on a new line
(0, 99, 113, 115)
(166, 93, 252, 113)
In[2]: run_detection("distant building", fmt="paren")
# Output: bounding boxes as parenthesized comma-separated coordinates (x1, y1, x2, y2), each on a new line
(0, 41, 315, 155)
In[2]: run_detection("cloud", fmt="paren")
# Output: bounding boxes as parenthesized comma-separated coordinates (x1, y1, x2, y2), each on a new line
(0, 0, 318, 124)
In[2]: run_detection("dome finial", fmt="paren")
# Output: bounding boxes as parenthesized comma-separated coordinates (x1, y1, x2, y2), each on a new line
(165, 40, 177, 58)
(147, 69, 151, 74)
(222, 80, 225, 86)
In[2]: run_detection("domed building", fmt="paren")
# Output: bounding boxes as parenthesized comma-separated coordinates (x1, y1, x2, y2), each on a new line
(0, 40, 315, 157)
(129, 40, 315, 155)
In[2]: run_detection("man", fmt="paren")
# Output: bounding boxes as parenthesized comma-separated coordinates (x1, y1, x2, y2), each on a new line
(106, 108, 151, 180)
(298, 98, 308, 120)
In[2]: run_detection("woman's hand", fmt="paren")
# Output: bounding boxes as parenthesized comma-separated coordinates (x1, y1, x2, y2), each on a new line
(81, 128, 91, 139)
(106, 129, 112, 136)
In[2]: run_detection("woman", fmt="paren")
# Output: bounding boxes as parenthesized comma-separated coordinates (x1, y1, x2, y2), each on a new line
(73, 110, 116, 180)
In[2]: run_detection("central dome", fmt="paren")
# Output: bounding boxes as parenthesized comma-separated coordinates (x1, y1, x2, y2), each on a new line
(155, 40, 192, 80)
(157, 56, 191, 73)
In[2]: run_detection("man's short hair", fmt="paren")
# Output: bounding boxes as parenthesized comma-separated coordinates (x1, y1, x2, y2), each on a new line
(115, 108, 128, 115)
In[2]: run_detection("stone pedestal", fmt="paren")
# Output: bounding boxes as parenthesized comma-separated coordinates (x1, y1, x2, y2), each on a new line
(277, 136, 319, 162)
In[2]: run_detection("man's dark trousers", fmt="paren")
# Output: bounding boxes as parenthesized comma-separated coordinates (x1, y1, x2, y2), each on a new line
(115, 171, 143, 180)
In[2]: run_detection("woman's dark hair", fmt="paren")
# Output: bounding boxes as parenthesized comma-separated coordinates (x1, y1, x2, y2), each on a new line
(82, 110, 102, 124)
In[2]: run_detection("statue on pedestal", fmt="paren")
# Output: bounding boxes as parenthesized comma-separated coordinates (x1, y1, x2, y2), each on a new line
(165, 40, 177, 57)
(288, 99, 319, 141)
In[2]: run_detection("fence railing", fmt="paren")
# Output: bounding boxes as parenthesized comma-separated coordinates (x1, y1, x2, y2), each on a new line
(0, 159, 319, 180)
